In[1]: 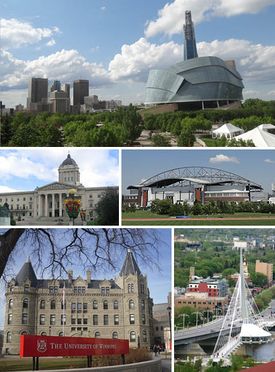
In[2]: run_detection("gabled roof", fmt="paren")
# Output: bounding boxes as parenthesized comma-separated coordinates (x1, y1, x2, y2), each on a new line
(15, 260, 37, 287)
(120, 250, 141, 276)
(236, 125, 275, 147)
(36, 182, 82, 191)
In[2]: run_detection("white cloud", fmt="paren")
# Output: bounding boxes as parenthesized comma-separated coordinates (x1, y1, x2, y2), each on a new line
(0, 18, 59, 49)
(109, 37, 181, 81)
(145, 0, 275, 37)
(0, 186, 20, 193)
(101, 6, 106, 11)
(46, 38, 56, 47)
(0, 149, 119, 188)
(197, 39, 275, 83)
(0, 49, 111, 89)
(209, 154, 240, 164)
(0, 153, 56, 182)
(264, 159, 275, 164)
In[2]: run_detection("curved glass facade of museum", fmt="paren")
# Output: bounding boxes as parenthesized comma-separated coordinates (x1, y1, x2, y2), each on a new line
(145, 56, 244, 105)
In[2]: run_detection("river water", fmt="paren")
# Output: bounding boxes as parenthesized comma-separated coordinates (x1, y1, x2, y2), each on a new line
(252, 338, 275, 362)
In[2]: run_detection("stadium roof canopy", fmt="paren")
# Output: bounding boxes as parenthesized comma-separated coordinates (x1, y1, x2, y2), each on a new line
(127, 166, 262, 191)
(236, 124, 275, 147)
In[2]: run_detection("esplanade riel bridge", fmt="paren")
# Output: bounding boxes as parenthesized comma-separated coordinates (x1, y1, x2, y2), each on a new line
(175, 248, 275, 365)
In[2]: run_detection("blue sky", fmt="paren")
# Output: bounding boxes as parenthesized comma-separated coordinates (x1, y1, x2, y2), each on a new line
(0, 149, 119, 192)
(0, 228, 171, 327)
(122, 149, 275, 194)
(2, 0, 275, 107)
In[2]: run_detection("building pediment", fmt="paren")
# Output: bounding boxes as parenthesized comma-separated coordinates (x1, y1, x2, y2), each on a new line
(36, 182, 75, 192)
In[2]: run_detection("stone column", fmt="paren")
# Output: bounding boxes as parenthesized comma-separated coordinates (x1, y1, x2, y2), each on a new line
(33, 194, 37, 217)
(52, 194, 55, 218)
(45, 194, 48, 217)
(38, 195, 42, 217)
(59, 193, 62, 217)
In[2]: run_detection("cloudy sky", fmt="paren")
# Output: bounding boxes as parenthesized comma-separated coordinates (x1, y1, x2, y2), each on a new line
(0, 149, 119, 192)
(122, 149, 275, 193)
(1, 0, 275, 107)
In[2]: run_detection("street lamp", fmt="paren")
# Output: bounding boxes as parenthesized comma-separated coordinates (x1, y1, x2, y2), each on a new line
(167, 306, 171, 351)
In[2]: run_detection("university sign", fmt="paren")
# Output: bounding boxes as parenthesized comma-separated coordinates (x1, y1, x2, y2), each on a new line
(20, 335, 129, 370)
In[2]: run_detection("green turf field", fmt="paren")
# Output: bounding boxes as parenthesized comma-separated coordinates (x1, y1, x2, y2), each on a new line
(122, 210, 275, 226)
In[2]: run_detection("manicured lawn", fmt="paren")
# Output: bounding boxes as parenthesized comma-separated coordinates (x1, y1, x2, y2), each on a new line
(123, 219, 275, 226)
(122, 210, 275, 225)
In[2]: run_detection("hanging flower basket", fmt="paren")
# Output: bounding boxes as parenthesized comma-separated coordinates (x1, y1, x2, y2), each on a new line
(64, 199, 81, 219)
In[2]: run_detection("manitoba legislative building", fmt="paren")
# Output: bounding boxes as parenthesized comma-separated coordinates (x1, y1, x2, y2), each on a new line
(3, 250, 154, 354)
(0, 154, 118, 225)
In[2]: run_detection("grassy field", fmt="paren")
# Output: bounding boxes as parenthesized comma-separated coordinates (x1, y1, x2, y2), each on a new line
(122, 210, 275, 225)
(201, 137, 220, 147)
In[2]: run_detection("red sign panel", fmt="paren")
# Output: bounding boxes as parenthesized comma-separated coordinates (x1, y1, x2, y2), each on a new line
(20, 335, 129, 358)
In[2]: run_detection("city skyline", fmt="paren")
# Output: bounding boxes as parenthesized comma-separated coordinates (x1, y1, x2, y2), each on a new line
(1, 0, 275, 107)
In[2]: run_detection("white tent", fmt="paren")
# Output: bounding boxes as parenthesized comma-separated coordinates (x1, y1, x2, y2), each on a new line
(235, 125, 275, 147)
(212, 123, 244, 139)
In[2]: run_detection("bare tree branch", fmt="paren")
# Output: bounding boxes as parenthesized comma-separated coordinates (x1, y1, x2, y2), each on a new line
(0, 228, 167, 280)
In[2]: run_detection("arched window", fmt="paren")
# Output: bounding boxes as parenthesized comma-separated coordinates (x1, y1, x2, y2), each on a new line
(24, 284, 30, 292)
(93, 300, 98, 310)
(6, 332, 11, 343)
(22, 298, 29, 309)
(112, 332, 118, 339)
(21, 331, 27, 335)
(59, 332, 64, 337)
(142, 330, 147, 342)
(130, 331, 136, 342)
(103, 300, 108, 310)
(40, 314, 46, 325)
(41, 332, 47, 336)
(8, 299, 13, 309)
(129, 299, 134, 310)
(50, 300, 56, 310)
(8, 314, 12, 325)
(141, 300, 145, 310)
(113, 300, 118, 310)
(95, 331, 100, 338)
(40, 300, 45, 309)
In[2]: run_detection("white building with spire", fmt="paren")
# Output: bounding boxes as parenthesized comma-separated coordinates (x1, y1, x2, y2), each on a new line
(3, 250, 154, 354)
(0, 154, 118, 225)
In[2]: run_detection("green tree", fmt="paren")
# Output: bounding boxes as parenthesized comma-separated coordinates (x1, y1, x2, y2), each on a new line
(120, 105, 142, 144)
(93, 190, 119, 225)
(151, 199, 172, 215)
(250, 272, 268, 287)
(152, 134, 171, 147)
(177, 128, 196, 146)
(1, 115, 13, 145)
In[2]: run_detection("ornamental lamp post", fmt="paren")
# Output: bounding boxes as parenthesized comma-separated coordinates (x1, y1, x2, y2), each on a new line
(167, 306, 171, 352)
(64, 189, 81, 225)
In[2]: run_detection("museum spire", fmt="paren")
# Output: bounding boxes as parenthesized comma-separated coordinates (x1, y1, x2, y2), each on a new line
(183, 10, 198, 60)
